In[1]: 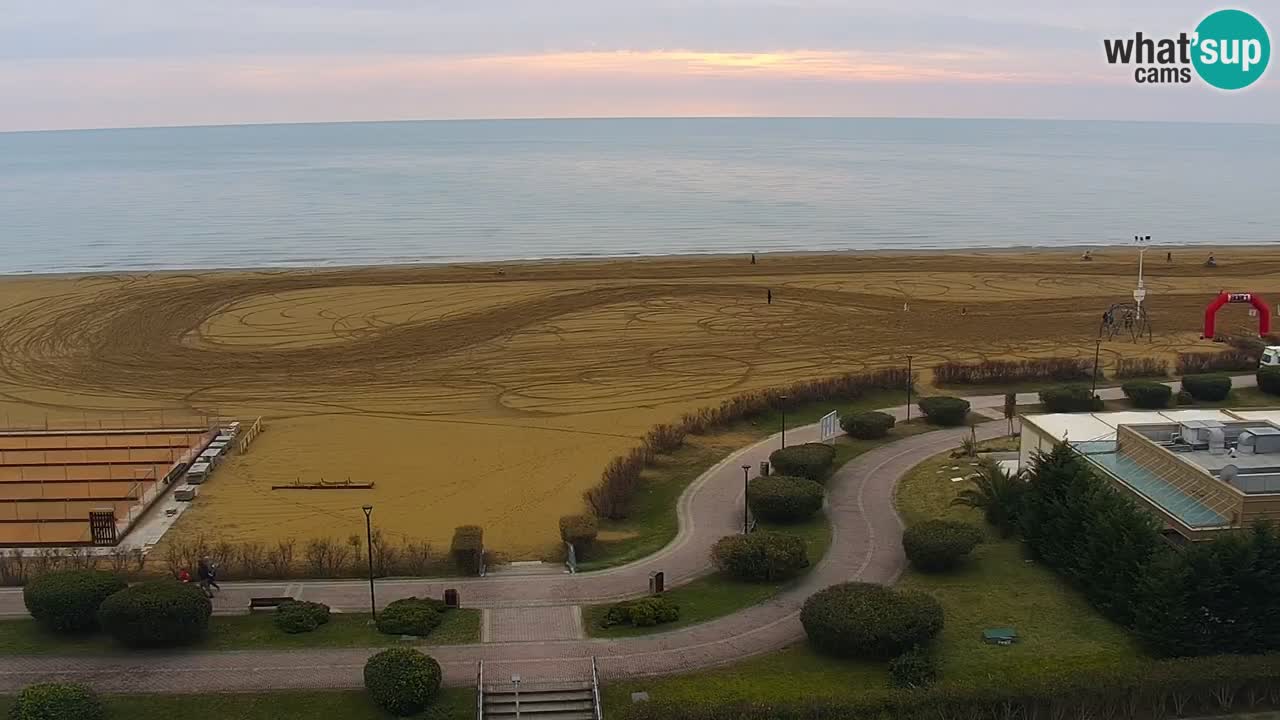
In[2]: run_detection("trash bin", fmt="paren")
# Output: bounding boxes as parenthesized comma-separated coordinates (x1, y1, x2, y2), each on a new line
(444, 588, 459, 608)
(648, 571, 665, 595)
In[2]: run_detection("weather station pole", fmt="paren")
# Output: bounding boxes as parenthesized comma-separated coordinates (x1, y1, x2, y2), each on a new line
(906, 355, 913, 423)
(779, 395, 789, 449)
(362, 505, 376, 621)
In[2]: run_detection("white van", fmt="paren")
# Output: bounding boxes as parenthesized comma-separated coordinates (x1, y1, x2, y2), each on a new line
(1262, 346, 1280, 368)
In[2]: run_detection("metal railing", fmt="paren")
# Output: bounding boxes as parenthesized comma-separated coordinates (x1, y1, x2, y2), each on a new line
(476, 660, 484, 720)
(591, 656, 603, 720)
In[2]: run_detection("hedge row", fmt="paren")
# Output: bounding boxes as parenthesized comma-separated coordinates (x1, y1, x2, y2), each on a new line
(449, 526, 483, 576)
(1112, 356, 1169, 378)
(1121, 380, 1172, 409)
(1176, 350, 1256, 375)
(917, 396, 969, 426)
(599, 595, 680, 628)
(840, 411, 894, 439)
(932, 357, 1092, 385)
(622, 655, 1280, 720)
(1261, 366, 1280, 396)
(711, 532, 809, 582)
(1038, 385, 1102, 413)
(584, 369, 910, 519)
(1181, 373, 1232, 402)
(747, 476, 824, 523)
(768, 443, 835, 482)
(377, 597, 447, 637)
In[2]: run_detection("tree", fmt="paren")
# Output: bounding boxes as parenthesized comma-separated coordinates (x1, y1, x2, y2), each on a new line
(950, 458, 1025, 537)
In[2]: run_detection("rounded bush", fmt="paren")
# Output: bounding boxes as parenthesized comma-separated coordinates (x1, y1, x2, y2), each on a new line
(376, 597, 443, 637)
(1176, 389, 1195, 406)
(10, 682, 104, 720)
(1038, 386, 1101, 413)
(599, 595, 679, 628)
(917, 396, 970, 426)
(769, 443, 836, 482)
(902, 520, 984, 572)
(1261, 366, 1280, 397)
(363, 648, 442, 717)
(97, 580, 211, 648)
(22, 570, 127, 634)
(841, 411, 895, 440)
(888, 646, 939, 689)
(1182, 373, 1232, 402)
(800, 582, 944, 659)
(711, 531, 809, 582)
(559, 514, 598, 552)
(748, 476, 824, 523)
(1122, 380, 1173, 409)
(274, 600, 331, 634)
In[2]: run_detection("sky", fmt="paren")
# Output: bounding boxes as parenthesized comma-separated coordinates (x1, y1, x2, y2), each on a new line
(2, 1, 1276, 131)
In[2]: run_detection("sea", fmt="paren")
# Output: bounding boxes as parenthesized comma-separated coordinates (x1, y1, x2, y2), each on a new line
(0, 117, 1276, 275)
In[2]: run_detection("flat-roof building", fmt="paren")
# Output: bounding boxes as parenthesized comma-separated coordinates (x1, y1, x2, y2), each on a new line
(1021, 409, 1280, 541)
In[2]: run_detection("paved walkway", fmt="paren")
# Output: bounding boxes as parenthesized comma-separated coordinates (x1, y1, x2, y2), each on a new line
(0, 375, 1259, 692)
(0, 420, 1004, 692)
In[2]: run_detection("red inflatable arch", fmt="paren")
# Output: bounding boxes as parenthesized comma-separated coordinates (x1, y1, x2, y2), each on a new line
(1203, 292, 1272, 338)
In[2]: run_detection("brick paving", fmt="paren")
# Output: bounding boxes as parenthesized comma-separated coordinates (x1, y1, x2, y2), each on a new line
(485, 606, 583, 643)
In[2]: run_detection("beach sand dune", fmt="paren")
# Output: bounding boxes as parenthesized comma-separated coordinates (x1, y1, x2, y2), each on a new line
(0, 249, 1275, 557)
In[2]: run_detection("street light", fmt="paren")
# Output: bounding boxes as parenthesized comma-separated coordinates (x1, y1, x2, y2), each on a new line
(780, 395, 789, 449)
(1091, 339, 1102, 395)
(741, 464, 752, 534)
(512, 674, 522, 719)
(362, 505, 376, 621)
(906, 353, 916, 420)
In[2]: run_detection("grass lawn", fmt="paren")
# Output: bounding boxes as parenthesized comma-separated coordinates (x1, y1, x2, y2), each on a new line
(578, 390, 910, 572)
(0, 608, 480, 655)
(603, 437, 1147, 714)
(582, 515, 831, 638)
(0, 688, 474, 719)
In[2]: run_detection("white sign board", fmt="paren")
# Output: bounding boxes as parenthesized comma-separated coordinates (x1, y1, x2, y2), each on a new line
(819, 411, 840, 443)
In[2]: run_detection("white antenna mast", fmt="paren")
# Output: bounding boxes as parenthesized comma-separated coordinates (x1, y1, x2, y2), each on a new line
(1133, 234, 1151, 317)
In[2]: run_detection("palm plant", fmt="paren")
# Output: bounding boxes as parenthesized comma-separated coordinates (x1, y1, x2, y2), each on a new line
(950, 458, 1026, 537)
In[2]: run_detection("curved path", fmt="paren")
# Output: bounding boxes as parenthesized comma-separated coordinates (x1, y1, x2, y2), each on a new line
(0, 414, 1010, 693)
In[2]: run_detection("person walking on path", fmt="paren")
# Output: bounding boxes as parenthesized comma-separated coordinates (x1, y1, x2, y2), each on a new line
(197, 557, 220, 597)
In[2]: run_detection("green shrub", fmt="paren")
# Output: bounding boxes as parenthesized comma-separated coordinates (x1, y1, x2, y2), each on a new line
(800, 582, 943, 659)
(9, 682, 104, 720)
(559, 514, 598, 554)
(901, 520, 983, 572)
(888, 646, 938, 689)
(450, 525, 484, 575)
(917, 396, 969, 426)
(1257, 366, 1280, 396)
(840, 411, 895, 439)
(711, 531, 809, 582)
(1121, 380, 1172, 409)
(1181, 373, 1232, 402)
(768, 443, 836, 482)
(1038, 385, 1101, 413)
(97, 580, 211, 648)
(747, 476, 824, 523)
(363, 648, 442, 717)
(22, 570, 127, 634)
(1176, 389, 1194, 406)
(274, 600, 331, 634)
(376, 597, 443, 636)
(600, 595, 680, 628)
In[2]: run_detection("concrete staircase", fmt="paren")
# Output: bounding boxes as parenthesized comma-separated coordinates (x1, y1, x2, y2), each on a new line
(483, 680, 597, 719)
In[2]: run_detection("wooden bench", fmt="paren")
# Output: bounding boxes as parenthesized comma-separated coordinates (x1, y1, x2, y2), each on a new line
(248, 596, 294, 611)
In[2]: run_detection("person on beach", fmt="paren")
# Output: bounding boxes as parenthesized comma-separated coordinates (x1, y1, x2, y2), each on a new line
(1206, 254, 1217, 267)
(1081, 250, 1092, 261)
(766, 289, 772, 304)
(751, 253, 756, 265)
(1166, 251, 1172, 263)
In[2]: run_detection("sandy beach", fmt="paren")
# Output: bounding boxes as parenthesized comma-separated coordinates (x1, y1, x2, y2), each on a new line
(1, 247, 1277, 557)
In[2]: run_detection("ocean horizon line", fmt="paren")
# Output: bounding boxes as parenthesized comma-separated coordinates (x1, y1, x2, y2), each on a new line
(5, 114, 1279, 136)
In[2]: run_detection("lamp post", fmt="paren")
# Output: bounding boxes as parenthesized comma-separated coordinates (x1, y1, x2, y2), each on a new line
(780, 395, 789, 449)
(1091, 339, 1102, 396)
(362, 505, 376, 621)
(742, 464, 752, 534)
(512, 674, 522, 719)
(906, 355, 914, 422)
